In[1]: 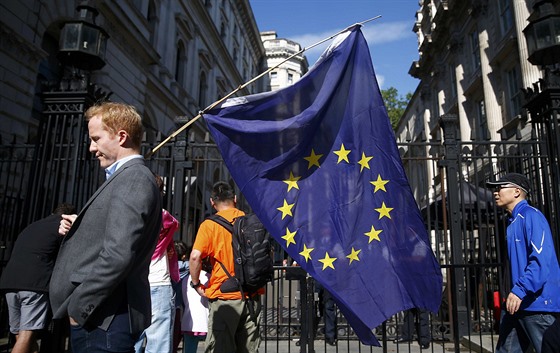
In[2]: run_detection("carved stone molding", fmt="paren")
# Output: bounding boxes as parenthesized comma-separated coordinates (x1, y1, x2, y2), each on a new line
(0, 23, 46, 65)
(448, 31, 464, 53)
(468, 0, 488, 18)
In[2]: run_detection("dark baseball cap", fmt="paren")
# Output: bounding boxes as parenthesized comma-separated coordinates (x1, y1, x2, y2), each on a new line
(486, 173, 531, 194)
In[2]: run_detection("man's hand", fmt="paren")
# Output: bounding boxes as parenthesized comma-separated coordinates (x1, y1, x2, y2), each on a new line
(506, 292, 522, 315)
(69, 316, 79, 326)
(195, 285, 207, 298)
(59, 214, 78, 236)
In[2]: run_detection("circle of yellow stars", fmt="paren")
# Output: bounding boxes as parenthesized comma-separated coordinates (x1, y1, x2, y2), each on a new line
(275, 143, 393, 271)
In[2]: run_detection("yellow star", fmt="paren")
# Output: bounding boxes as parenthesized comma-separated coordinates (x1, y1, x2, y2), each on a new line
(283, 171, 301, 192)
(304, 149, 323, 169)
(346, 247, 361, 264)
(282, 227, 297, 248)
(333, 143, 351, 164)
(364, 225, 383, 243)
(357, 152, 373, 172)
(319, 252, 337, 270)
(299, 244, 314, 262)
(375, 202, 394, 219)
(370, 174, 389, 193)
(277, 199, 295, 219)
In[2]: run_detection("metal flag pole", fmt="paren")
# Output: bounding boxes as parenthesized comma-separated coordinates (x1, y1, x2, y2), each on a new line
(147, 15, 381, 157)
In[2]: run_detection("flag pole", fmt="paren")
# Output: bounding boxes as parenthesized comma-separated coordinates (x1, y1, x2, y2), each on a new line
(147, 16, 381, 157)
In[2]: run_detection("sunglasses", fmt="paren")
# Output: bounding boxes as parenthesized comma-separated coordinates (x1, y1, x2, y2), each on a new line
(492, 184, 518, 191)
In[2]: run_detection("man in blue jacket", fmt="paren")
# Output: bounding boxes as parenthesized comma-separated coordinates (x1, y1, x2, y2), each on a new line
(487, 173, 560, 353)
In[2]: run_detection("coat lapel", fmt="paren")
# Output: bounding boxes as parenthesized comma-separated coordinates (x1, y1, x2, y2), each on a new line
(63, 158, 145, 241)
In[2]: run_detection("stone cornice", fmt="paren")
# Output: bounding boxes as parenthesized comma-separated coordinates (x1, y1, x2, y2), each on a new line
(0, 22, 46, 64)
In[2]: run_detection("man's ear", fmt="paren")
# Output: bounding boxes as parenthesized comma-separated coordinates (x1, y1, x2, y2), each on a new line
(117, 130, 129, 146)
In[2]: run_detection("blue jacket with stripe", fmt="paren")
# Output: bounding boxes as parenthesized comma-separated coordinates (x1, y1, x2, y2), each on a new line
(507, 200, 560, 312)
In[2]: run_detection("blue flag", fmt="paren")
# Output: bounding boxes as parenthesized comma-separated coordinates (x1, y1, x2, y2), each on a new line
(204, 26, 442, 346)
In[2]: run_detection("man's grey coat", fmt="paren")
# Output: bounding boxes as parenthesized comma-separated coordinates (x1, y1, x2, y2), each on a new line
(50, 158, 161, 334)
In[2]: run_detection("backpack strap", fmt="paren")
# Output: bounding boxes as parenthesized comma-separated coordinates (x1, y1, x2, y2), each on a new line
(208, 215, 237, 282)
(209, 214, 234, 233)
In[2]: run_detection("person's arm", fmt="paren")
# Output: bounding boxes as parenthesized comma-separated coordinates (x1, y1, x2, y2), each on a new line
(154, 210, 179, 259)
(508, 210, 554, 313)
(189, 248, 206, 297)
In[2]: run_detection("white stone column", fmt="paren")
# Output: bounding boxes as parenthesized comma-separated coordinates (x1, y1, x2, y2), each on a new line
(479, 29, 502, 141)
(512, 0, 542, 87)
(455, 64, 471, 142)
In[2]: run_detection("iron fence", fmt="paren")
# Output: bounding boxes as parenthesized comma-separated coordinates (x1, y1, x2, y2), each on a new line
(1, 109, 559, 352)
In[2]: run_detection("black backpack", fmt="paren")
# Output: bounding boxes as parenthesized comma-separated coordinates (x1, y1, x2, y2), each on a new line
(209, 213, 274, 294)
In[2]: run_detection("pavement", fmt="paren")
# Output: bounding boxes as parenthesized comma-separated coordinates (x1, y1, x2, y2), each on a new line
(188, 334, 496, 353)
(0, 334, 496, 353)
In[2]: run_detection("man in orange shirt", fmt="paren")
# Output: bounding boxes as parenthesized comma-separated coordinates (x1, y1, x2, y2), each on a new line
(189, 181, 261, 353)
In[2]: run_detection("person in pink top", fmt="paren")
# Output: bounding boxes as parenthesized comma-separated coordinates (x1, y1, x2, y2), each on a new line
(135, 175, 180, 353)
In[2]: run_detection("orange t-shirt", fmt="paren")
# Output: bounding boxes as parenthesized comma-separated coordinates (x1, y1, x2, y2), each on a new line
(192, 208, 245, 300)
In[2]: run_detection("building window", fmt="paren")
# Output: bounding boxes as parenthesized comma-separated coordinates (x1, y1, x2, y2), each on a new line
(506, 67, 522, 121)
(470, 31, 481, 71)
(270, 72, 277, 81)
(288, 73, 293, 85)
(220, 21, 226, 39)
(199, 71, 208, 108)
(476, 100, 488, 140)
(432, 88, 439, 120)
(147, 0, 157, 46)
(133, 0, 142, 12)
(175, 41, 187, 85)
(499, 0, 513, 35)
(449, 64, 457, 99)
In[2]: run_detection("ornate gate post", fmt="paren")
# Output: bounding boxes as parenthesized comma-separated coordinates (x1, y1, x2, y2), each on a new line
(24, 75, 107, 226)
(171, 117, 193, 243)
(439, 114, 469, 344)
(523, 72, 560, 251)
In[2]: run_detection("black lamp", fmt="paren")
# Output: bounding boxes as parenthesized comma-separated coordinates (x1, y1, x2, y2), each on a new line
(58, 1, 108, 71)
(523, 0, 560, 66)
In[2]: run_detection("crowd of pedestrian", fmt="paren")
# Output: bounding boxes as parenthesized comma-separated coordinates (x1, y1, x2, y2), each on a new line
(1, 101, 559, 353)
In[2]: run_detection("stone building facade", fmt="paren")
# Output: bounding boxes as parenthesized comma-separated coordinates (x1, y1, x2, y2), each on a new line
(261, 30, 308, 91)
(396, 0, 544, 201)
(0, 0, 268, 145)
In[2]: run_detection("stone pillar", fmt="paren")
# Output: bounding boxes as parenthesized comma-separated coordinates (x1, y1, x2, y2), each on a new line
(479, 29, 502, 141)
(512, 0, 542, 87)
(455, 64, 471, 142)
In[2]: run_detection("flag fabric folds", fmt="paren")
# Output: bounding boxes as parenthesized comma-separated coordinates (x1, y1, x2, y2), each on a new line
(203, 26, 442, 346)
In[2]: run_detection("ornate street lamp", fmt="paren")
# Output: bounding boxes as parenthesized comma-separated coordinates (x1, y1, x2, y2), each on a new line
(58, 1, 109, 71)
(522, 0, 560, 251)
(524, 0, 560, 66)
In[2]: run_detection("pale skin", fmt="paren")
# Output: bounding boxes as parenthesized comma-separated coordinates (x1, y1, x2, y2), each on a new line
(189, 196, 237, 298)
(11, 330, 39, 353)
(58, 114, 138, 325)
(492, 183, 526, 315)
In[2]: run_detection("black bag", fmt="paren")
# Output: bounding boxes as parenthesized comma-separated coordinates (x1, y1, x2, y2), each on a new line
(209, 213, 274, 294)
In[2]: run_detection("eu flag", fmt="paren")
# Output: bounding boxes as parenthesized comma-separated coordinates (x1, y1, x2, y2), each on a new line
(204, 26, 442, 345)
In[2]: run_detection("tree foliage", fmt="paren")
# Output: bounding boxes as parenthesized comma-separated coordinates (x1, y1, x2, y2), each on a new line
(381, 87, 411, 131)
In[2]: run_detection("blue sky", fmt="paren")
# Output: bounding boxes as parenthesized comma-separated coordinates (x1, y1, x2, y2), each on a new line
(249, 0, 420, 96)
